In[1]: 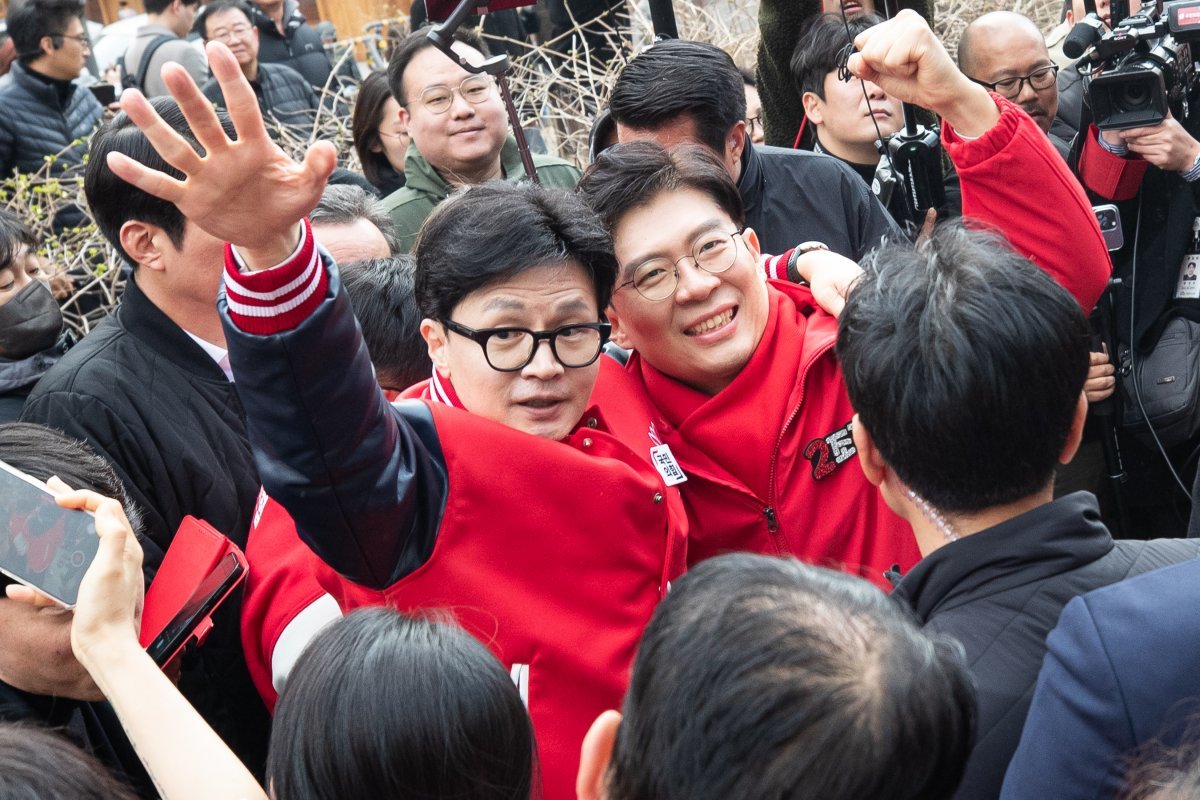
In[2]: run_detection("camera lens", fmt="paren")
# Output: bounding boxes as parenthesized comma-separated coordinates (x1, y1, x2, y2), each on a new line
(1116, 78, 1153, 112)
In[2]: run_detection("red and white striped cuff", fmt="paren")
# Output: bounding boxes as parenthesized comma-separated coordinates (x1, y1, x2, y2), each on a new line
(761, 249, 793, 282)
(223, 219, 328, 335)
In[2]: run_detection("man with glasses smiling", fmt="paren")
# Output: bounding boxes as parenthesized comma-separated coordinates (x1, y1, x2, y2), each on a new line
(379, 27, 580, 252)
(958, 11, 1070, 158)
(0, 0, 103, 228)
(579, 11, 1112, 590)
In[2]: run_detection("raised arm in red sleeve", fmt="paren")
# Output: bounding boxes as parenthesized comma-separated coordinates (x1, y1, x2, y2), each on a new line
(943, 96, 1112, 311)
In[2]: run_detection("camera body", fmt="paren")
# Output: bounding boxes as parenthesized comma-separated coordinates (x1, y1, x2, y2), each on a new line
(1073, 0, 1200, 130)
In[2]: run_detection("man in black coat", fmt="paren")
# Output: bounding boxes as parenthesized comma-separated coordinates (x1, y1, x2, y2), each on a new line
(0, 0, 103, 228)
(20, 97, 270, 776)
(246, 0, 355, 92)
(607, 38, 901, 260)
(835, 224, 1200, 800)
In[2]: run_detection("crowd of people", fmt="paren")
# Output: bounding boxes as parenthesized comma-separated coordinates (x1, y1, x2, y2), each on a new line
(2, 0, 1200, 798)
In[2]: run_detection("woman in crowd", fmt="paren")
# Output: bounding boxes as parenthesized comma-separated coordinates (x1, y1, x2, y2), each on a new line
(6, 483, 534, 800)
(351, 70, 408, 197)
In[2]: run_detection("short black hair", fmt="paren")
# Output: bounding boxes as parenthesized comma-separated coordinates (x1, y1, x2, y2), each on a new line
(85, 96, 238, 266)
(351, 71, 399, 190)
(413, 181, 616, 320)
(791, 13, 884, 100)
(6, 0, 85, 64)
(607, 553, 975, 800)
(310, 184, 399, 253)
(836, 223, 1091, 514)
(0, 422, 146, 537)
(341, 256, 431, 391)
(386, 25, 488, 108)
(196, 0, 254, 40)
(267, 608, 534, 800)
(144, 0, 199, 14)
(609, 39, 746, 157)
(0, 208, 37, 270)
(0, 722, 140, 800)
(578, 141, 744, 238)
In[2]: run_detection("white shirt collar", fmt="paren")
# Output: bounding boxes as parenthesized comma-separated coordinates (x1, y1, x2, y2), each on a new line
(183, 331, 233, 382)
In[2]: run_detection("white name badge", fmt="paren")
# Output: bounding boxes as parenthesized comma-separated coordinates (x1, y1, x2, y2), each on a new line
(650, 444, 688, 486)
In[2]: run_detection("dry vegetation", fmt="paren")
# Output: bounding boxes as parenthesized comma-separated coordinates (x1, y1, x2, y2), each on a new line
(1, 0, 1069, 331)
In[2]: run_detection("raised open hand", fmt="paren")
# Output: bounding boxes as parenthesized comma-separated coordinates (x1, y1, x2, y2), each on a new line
(107, 41, 337, 269)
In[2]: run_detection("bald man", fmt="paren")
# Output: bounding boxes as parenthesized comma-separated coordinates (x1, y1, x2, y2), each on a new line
(959, 11, 1070, 159)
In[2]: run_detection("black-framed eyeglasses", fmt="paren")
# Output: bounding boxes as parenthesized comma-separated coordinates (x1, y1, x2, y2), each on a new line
(617, 227, 746, 302)
(56, 32, 91, 46)
(406, 74, 495, 115)
(973, 65, 1059, 99)
(442, 319, 611, 372)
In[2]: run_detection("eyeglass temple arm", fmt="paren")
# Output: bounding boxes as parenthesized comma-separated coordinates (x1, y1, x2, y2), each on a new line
(425, 0, 540, 184)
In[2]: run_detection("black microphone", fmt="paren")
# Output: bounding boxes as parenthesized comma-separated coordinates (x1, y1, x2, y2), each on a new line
(1064, 14, 1107, 59)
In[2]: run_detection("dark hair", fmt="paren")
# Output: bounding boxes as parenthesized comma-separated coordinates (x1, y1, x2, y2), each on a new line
(0, 208, 37, 270)
(738, 66, 756, 87)
(267, 608, 534, 800)
(195, 0, 254, 40)
(607, 553, 975, 800)
(608, 39, 746, 156)
(791, 13, 884, 99)
(341, 256, 431, 390)
(386, 25, 488, 108)
(836, 223, 1091, 514)
(1121, 729, 1200, 800)
(6, 0, 85, 64)
(311, 184, 400, 253)
(413, 181, 616, 320)
(0, 723, 140, 800)
(578, 141, 745, 235)
(85, 97, 237, 266)
(352, 71, 401, 190)
(144, 0, 199, 14)
(0, 422, 145, 536)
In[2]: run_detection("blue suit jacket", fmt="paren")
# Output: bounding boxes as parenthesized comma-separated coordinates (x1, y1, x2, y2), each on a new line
(1001, 557, 1200, 799)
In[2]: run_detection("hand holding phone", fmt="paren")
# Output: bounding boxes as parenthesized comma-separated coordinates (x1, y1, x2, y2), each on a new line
(0, 464, 100, 607)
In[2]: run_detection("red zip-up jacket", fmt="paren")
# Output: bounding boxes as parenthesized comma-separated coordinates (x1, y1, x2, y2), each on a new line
(629, 96, 1111, 588)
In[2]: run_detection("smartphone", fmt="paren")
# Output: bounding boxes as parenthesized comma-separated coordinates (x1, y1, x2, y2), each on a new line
(147, 552, 246, 666)
(89, 83, 117, 105)
(0, 460, 99, 608)
(1094, 204, 1125, 252)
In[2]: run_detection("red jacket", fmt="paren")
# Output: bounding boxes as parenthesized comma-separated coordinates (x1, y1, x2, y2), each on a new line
(626, 97, 1111, 589)
(228, 247, 690, 800)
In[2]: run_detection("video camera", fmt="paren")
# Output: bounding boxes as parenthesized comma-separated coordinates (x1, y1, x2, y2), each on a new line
(1065, 0, 1200, 130)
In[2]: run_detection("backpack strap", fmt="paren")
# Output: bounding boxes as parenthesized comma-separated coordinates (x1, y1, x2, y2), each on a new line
(124, 33, 180, 93)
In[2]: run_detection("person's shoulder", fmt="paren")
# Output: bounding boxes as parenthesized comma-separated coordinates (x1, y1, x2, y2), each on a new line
(260, 61, 309, 86)
(380, 185, 434, 214)
(25, 318, 129, 395)
(1085, 550, 1200, 614)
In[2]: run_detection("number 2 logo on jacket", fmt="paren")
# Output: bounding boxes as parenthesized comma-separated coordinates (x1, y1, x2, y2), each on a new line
(803, 420, 857, 480)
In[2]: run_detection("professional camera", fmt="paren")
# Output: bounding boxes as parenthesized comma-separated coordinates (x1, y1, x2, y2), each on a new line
(1065, 0, 1200, 130)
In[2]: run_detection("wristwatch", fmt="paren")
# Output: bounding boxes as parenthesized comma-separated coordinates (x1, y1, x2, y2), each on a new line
(786, 241, 831, 285)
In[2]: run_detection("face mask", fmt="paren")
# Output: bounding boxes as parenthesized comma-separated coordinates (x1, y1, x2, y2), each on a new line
(0, 280, 64, 360)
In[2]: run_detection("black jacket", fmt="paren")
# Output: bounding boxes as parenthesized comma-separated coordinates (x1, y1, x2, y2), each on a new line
(738, 142, 902, 257)
(0, 62, 104, 227)
(247, 1, 356, 91)
(20, 276, 270, 773)
(891, 493, 1200, 800)
(202, 61, 319, 142)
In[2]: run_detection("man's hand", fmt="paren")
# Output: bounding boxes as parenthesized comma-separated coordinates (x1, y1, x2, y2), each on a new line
(794, 250, 863, 318)
(107, 41, 337, 269)
(847, 10, 999, 138)
(1118, 113, 1200, 173)
(0, 596, 103, 700)
(1084, 348, 1117, 404)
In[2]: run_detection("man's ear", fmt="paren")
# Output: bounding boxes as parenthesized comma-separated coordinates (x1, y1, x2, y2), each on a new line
(577, 710, 621, 800)
(397, 104, 412, 135)
(39, 34, 59, 55)
(801, 91, 825, 126)
(741, 227, 761, 261)
(420, 318, 452, 377)
(1060, 392, 1089, 465)
(605, 303, 635, 351)
(119, 221, 172, 273)
(851, 413, 887, 488)
(724, 119, 748, 177)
